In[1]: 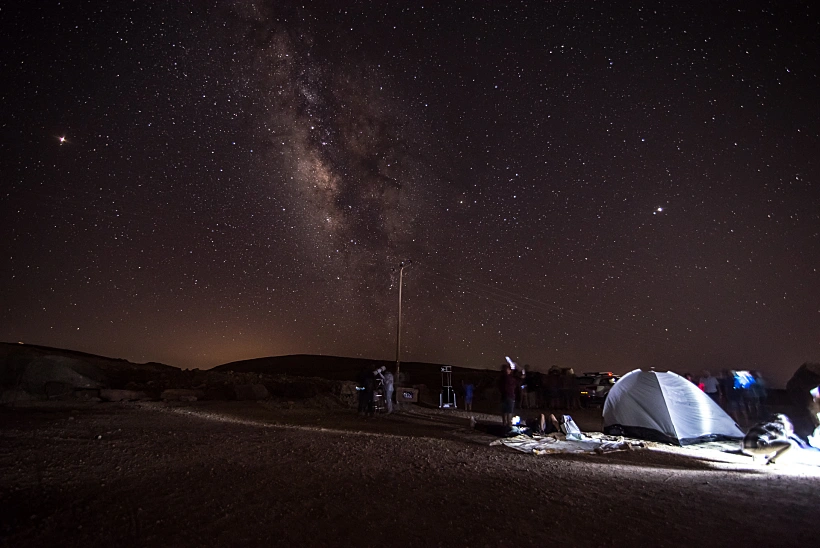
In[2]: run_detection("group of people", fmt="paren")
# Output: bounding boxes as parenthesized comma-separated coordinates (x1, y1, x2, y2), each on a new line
(539, 367, 583, 410)
(496, 360, 572, 424)
(496, 363, 583, 416)
(356, 365, 394, 416)
(694, 369, 768, 422)
(498, 361, 564, 432)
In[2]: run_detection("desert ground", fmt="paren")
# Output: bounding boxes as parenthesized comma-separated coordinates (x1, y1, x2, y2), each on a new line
(2, 400, 819, 548)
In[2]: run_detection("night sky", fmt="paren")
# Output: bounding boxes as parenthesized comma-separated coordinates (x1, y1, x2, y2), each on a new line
(2, 1, 818, 386)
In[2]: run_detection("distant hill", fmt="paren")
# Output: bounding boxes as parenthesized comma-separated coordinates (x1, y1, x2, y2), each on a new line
(0, 343, 502, 398)
(214, 354, 498, 389)
(0, 342, 178, 377)
(0, 342, 184, 401)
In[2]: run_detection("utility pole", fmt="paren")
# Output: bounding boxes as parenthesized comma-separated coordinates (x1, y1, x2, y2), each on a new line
(395, 260, 412, 378)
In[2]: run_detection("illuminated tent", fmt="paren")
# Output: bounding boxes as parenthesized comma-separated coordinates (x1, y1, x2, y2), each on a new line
(603, 369, 744, 445)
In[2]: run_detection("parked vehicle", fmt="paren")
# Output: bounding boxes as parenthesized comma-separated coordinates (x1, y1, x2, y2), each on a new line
(578, 372, 620, 407)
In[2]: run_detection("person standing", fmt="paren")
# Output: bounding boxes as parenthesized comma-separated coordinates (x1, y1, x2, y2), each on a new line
(546, 369, 561, 409)
(518, 369, 529, 409)
(559, 370, 573, 409)
(498, 363, 518, 428)
(723, 370, 747, 423)
(750, 371, 768, 419)
(527, 370, 542, 409)
(363, 368, 376, 416)
(356, 366, 371, 415)
(701, 370, 720, 404)
(568, 370, 581, 410)
(463, 380, 475, 412)
(382, 369, 395, 413)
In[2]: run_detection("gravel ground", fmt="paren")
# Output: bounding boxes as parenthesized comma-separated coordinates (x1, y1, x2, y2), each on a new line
(1, 401, 818, 547)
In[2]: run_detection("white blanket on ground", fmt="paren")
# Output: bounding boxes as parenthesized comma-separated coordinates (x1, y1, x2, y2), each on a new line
(491, 431, 820, 468)
(490, 433, 643, 455)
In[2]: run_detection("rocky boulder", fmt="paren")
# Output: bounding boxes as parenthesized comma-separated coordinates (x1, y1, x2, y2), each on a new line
(0, 388, 43, 404)
(233, 384, 269, 401)
(161, 388, 204, 402)
(74, 389, 101, 401)
(44, 381, 75, 398)
(100, 389, 149, 402)
(20, 356, 105, 395)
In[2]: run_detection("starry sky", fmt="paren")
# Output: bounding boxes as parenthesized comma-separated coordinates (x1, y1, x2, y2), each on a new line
(2, 1, 818, 386)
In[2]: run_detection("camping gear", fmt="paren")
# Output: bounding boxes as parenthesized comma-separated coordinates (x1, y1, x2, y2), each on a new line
(785, 362, 820, 439)
(559, 415, 583, 440)
(396, 387, 419, 402)
(603, 369, 744, 445)
(439, 366, 457, 408)
(491, 433, 643, 455)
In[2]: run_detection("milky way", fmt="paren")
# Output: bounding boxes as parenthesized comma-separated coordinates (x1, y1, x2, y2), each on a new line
(2, 1, 818, 385)
(223, 1, 440, 320)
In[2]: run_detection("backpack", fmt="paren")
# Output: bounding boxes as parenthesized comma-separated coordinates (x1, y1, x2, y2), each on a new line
(560, 415, 583, 439)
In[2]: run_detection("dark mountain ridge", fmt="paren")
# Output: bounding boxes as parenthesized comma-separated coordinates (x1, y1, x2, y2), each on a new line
(214, 354, 498, 389)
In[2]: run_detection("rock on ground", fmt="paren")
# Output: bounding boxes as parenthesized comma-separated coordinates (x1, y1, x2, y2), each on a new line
(233, 384, 269, 401)
(100, 389, 148, 402)
(160, 389, 203, 402)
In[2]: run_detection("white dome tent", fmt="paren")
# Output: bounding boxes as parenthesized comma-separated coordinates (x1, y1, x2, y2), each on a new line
(603, 369, 744, 445)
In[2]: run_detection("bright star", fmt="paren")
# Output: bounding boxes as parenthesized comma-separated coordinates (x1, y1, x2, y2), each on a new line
(58, 136, 67, 145)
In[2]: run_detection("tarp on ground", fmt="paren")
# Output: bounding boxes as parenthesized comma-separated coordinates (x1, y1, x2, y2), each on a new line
(490, 432, 644, 455)
(603, 369, 744, 446)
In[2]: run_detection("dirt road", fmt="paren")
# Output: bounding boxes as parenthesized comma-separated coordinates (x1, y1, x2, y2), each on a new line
(1, 402, 818, 547)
